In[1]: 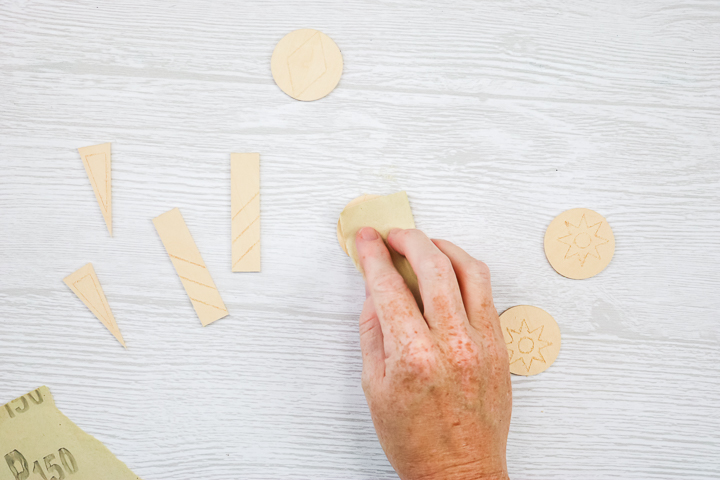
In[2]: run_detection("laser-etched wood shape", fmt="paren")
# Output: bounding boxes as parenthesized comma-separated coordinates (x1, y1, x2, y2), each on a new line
(153, 208, 228, 326)
(544, 208, 615, 279)
(77, 143, 112, 235)
(500, 305, 561, 376)
(63, 263, 125, 348)
(231, 153, 261, 272)
(271, 29, 343, 101)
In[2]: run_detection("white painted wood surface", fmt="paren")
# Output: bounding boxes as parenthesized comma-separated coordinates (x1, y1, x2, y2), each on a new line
(1, 0, 719, 478)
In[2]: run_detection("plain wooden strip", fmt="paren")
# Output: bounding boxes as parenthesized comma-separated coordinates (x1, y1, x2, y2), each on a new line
(231, 153, 261, 272)
(63, 263, 125, 348)
(153, 208, 228, 326)
(77, 143, 112, 236)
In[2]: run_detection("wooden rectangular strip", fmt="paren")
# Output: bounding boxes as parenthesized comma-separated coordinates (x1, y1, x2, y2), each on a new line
(153, 208, 228, 326)
(231, 153, 261, 272)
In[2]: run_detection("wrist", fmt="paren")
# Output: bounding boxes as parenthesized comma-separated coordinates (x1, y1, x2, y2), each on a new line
(410, 459, 508, 480)
(416, 472, 508, 480)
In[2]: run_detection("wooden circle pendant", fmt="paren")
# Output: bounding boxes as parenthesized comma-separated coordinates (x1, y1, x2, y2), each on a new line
(544, 208, 615, 279)
(271, 29, 343, 101)
(500, 305, 561, 376)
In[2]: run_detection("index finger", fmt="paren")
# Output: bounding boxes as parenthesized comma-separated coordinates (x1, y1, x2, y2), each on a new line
(356, 227, 428, 354)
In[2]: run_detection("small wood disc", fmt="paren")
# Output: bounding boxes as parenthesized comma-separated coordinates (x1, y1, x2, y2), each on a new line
(544, 208, 615, 279)
(500, 305, 561, 376)
(337, 194, 380, 254)
(271, 29, 343, 101)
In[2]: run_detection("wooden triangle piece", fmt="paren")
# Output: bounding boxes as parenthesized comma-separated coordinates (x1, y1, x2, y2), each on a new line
(63, 263, 126, 348)
(77, 143, 112, 235)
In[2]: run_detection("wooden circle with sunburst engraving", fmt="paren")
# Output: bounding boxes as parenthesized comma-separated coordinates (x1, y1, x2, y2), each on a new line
(544, 208, 615, 279)
(500, 305, 561, 376)
(271, 29, 343, 101)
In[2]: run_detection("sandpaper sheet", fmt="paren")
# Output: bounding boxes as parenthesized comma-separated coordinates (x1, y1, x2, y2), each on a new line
(339, 191, 422, 309)
(1, 386, 141, 480)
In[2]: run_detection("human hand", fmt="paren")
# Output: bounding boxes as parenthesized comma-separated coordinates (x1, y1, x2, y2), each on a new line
(355, 227, 512, 480)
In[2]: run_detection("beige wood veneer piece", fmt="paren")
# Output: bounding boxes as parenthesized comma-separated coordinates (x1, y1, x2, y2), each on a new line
(338, 192, 422, 309)
(63, 263, 125, 348)
(271, 29, 343, 101)
(500, 305, 561, 376)
(231, 153, 260, 272)
(77, 143, 112, 235)
(544, 208, 615, 279)
(153, 208, 228, 326)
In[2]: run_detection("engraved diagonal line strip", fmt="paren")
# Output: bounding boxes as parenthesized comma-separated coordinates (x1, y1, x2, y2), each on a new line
(189, 297, 227, 312)
(232, 216, 259, 244)
(232, 240, 259, 268)
(178, 276, 216, 289)
(232, 192, 259, 220)
(168, 253, 206, 268)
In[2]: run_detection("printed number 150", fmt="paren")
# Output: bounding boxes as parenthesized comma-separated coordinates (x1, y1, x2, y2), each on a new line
(4, 448, 78, 480)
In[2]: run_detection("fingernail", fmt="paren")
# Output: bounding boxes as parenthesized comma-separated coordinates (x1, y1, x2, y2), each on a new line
(359, 227, 379, 241)
(388, 228, 402, 236)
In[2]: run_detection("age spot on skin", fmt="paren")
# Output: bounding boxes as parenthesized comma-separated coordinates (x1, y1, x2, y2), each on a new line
(431, 294, 464, 329)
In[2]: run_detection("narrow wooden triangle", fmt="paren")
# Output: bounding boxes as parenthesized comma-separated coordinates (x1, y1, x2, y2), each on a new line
(63, 263, 126, 348)
(77, 143, 112, 235)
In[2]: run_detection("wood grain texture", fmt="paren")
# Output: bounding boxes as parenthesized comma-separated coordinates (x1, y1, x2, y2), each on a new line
(0, 1, 719, 479)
